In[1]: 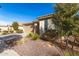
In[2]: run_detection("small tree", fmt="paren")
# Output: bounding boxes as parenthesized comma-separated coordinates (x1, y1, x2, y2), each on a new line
(12, 22, 19, 31)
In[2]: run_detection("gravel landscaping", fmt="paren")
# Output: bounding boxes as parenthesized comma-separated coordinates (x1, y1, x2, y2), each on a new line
(11, 38, 63, 56)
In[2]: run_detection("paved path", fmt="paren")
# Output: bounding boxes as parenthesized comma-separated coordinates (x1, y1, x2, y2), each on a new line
(12, 38, 63, 56)
(0, 49, 19, 56)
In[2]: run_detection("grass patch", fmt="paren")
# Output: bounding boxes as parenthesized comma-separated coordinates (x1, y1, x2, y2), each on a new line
(16, 29, 23, 33)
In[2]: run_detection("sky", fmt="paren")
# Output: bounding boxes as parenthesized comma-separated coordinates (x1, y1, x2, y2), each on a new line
(0, 3, 55, 25)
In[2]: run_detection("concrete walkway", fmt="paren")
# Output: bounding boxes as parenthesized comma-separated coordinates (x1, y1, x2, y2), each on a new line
(0, 49, 19, 56)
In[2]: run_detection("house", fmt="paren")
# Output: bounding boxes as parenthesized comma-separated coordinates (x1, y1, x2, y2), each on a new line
(0, 23, 24, 34)
(18, 23, 24, 32)
(38, 14, 55, 35)
(22, 14, 55, 36)
(23, 22, 33, 35)
(32, 21, 39, 34)
(0, 25, 13, 32)
(22, 21, 39, 36)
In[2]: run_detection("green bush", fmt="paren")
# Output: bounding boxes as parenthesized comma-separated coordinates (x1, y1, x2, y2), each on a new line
(41, 29, 58, 41)
(32, 33, 39, 40)
(27, 32, 33, 37)
(2, 30, 8, 35)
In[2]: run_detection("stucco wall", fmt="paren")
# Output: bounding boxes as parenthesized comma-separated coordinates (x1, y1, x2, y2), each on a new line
(39, 20, 45, 35)
(0, 26, 24, 32)
(0, 27, 8, 31)
(18, 26, 24, 31)
(23, 25, 33, 36)
(0, 26, 13, 32)
(39, 18, 55, 35)
(33, 23, 37, 33)
(47, 18, 55, 30)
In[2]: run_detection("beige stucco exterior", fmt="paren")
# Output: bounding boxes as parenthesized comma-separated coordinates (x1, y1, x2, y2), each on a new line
(23, 23, 33, 36)
(47, 18, 55, 30)
(38, 14, 55, 35)
(17, 14, 55, 36)
(39, 20, 45, 35)
(0, 26, 13, 32)
(0, 25, 24, 33)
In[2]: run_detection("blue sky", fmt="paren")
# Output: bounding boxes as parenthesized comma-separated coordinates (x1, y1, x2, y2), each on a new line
(0, 3, 55, 25)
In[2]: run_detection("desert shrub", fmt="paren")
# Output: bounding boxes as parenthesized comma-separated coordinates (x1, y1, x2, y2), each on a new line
(16, 29, 23, 33)
(64, 51, 79, 56)
(74, 52, 79, 56)
(9, 30, 14, 33)
(27, 32, 33, 37)
(27, 32, 39, 40)
(41, 29, 58, 41)
(2, 30, 8, 35)
(32, 33, 39, 40)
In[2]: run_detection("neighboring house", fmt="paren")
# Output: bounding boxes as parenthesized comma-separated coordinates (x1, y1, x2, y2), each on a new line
(38, 14, 55, 35)
(0, 24, 24, 33)
(0, 25, 13, 32)
(18, 23, 24, 32)
(18, 26, 24, 31)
